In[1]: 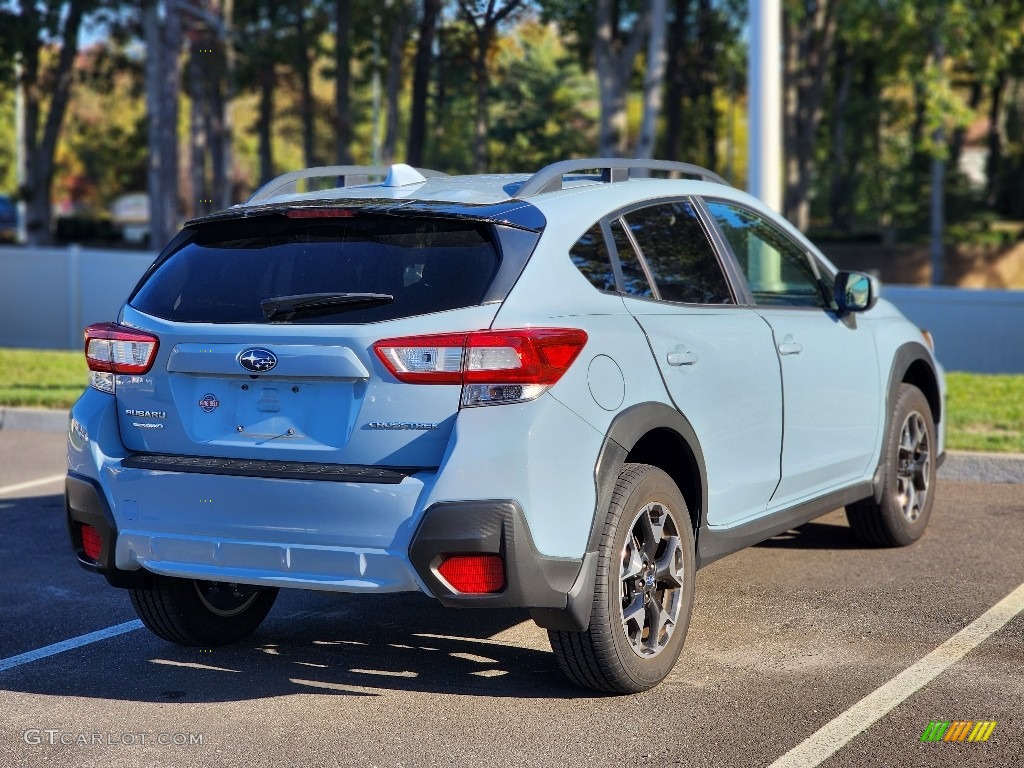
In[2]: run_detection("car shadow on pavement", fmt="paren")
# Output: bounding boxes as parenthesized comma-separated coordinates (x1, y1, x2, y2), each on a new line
(755, 521, 870, 550)
(0, 590, 597, 702)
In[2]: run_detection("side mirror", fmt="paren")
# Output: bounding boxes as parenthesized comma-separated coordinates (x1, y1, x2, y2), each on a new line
(834, 271, 878, 313)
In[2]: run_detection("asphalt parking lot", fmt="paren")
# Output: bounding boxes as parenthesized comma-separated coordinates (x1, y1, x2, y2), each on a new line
(0, 427, 1021, 768)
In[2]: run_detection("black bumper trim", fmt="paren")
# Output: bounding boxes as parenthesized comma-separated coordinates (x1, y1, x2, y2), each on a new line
(65, 472, 148, 588)
(409, 500, 594, 629)
(121, 454, 423, 484)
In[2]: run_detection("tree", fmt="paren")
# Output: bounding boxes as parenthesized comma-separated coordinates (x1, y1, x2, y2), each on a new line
(662, 0, 743, 170)
(782, 0, 837, 232)
(457, 0, 526, 172)
(235, 0, 293, 185)
(333, 0, 353, 165)
(383, 0, 412, 165)
(144, 0, 183, 248)
(408, 0, 441, 166)
(634, 0, 666, 162)
(594, 0, 649, 156)
(0, 0, 95, 245)
(488, 17, 598, 171)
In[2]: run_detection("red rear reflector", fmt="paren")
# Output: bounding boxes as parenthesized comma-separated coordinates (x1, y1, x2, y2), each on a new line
(437, 554, 505, 594)
(81, 524, 102, 560)
(83, 323, 159, 374)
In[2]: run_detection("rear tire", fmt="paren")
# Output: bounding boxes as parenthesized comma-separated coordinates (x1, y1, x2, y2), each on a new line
(846, 383, 936, 546)
(548, 464, 696, 694)
(130, 575, 278, 646)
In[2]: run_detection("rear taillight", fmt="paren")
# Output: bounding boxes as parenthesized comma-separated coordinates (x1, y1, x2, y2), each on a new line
(80, 524, 102, 560)
(84, 322, 159, 394)
(373, 328, 588, 406)
(437, 554, 505, 593)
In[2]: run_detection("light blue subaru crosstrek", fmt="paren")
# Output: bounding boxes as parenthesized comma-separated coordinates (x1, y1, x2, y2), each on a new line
(66, 159, 945, 693)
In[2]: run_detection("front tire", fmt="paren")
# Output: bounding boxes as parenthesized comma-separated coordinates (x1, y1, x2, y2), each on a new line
(846, 383, 937, 546)
(548, 464, 696, 694)
(130, 575, 278, 646)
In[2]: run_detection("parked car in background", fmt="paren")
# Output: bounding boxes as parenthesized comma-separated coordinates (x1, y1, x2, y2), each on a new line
(66, 159, 945, 694)
(110, 192, 150, 246)
(0, 194, 18, 242)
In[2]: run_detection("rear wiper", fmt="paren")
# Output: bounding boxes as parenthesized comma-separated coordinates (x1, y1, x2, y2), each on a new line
(261, 292, 394, 321)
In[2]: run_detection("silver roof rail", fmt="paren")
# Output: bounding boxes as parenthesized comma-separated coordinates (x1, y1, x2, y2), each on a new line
(512, 158, 728, 198)
(247, 164, 448, 204)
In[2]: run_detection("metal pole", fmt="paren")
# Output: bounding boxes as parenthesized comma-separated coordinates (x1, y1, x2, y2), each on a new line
(14, 54, 27, 244)
(748, 0, 782, 211)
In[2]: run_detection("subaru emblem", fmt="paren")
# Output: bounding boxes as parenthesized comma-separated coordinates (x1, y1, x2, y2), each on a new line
(238, 348, 278, 373)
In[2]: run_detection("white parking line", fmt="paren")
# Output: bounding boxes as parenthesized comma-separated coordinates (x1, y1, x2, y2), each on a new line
(0, 473, 66, 498)
(0, 620, 143, 673)
(769, 581, 1024, 768)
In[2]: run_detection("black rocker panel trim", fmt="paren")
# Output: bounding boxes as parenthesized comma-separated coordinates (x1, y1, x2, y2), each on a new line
(696, 481, 874, 567)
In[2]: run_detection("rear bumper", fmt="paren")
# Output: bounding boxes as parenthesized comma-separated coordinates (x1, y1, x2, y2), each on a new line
(65, 473, 594, 627)
(66, 387, 601, 627)
(65, 468, 425, 592)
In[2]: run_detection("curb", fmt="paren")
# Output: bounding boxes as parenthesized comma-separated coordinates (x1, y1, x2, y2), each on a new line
(940, 452, 1024, 485)
(0, 407, 69, 433)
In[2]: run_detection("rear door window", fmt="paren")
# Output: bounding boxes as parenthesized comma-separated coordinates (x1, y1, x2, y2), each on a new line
(130, 214, 504, 324)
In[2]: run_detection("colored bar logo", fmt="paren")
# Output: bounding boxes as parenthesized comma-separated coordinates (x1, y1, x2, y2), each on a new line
(920, 721, 997, 742)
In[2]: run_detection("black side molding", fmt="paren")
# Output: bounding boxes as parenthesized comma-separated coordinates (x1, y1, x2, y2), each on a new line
(695, 481, 874, 568)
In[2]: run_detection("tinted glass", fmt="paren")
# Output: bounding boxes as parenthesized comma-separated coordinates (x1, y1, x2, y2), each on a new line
(621, 201, 732, 304)
(569, 223, 616, 292)
(706, 201, 827, 308)
(131, 215, 500, 323)
(610, 219, 655, 297)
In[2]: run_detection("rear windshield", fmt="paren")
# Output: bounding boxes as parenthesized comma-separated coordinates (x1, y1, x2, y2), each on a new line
(130, 214, 502, 323)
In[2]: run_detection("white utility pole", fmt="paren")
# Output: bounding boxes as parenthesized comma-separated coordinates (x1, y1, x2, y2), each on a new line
(14, 55, 27, 244)
(748, 0, 782, 211)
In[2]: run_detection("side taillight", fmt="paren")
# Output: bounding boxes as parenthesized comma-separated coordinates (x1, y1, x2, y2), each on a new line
(373, 328, 588, 406)
(84, 322, 159, 394)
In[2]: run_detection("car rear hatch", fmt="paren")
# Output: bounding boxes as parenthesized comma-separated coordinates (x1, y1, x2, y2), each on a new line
(109, 207, 541, 469)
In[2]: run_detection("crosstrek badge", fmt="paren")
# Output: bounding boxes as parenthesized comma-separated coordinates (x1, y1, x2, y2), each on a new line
(198, 394, 220, 413)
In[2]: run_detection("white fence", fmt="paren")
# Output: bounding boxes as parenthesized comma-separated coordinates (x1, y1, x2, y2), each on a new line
(0, 245, 156, 349)
(1, 246, 1022, 373)
(880, 286, 1024, 374)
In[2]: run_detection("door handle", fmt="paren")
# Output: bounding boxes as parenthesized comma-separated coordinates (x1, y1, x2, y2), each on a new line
(667, 349, 698, 366)
(777, 334, 803, 356)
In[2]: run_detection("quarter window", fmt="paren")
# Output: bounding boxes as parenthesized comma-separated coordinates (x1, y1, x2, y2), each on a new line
(609, 219, 656, 298)
(569, 223, 616, 292)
